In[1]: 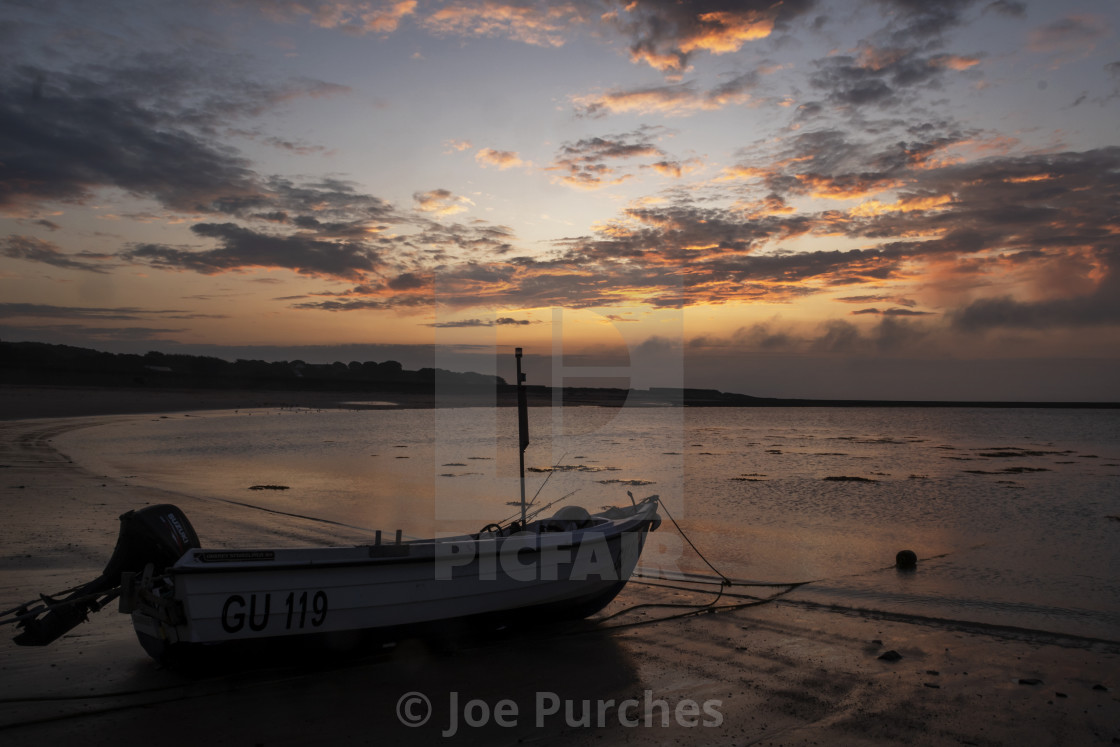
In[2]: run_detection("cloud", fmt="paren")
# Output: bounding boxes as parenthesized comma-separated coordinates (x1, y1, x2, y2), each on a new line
(723, 322, 797, 351)
(411, 223, 519, 257)
(421, 1, 585, 48)
(465, 141, 1120, 312)
(836, 294, 918, 307)
(475, 148, 526, 170)
(690, 315, 932, 357)
(0, 302, 224, 321)
(561, 134, 663, 161)
(850, 307, 935, 316)
(808, 45, 980, 110)
(548, 127, 684, 189)
(950, 256, 1120, 330)
(793, 0, 994, 114)
(870, 0, 978, 45)
(387, 271, 427, 290)
(2, 235, 110, 273)
(258, 135, 331, 155)
(804, 315, 932, 354)
(237, 0, 816, 72)
(123, 222, 383, 281)
(1028, 14, 1112, 68)
(0, 323, 189, 342)
(723, 125, 972, 201)
(842, 146, 1120, 258)
(573, 72, 759, 117)
(872, 314, 928, 351)
(10, 9, 1116, 333)
(101, 111, 1117, 323)
(426, 317, 534, 327)
(810, 319, 863, 354)
(262, 177, 399, 233)
(292, 298, 391, 311)
(603, 0, 816, 73)
(984, 1, 1026, 18)
(0, 69, 259, 215)
(247, 0, 418, 34)
(776, 140, 1120, 331)
(647, 158, 703, 178)
(444, 138, 473, 152)
(0, 60, 348, 217)
(413, 189, 475, 215)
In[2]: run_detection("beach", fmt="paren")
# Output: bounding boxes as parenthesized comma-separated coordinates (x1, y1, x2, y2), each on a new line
(1, 389, 1118, 746)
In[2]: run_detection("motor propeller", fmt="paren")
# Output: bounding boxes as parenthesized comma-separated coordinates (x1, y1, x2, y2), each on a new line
(4, 504, 199, 646)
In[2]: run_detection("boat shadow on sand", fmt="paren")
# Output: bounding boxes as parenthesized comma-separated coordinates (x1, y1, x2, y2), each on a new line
(1, 620, 643, 744)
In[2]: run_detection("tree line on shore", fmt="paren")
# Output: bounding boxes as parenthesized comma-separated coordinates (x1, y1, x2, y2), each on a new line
(0, 340, 504, 391)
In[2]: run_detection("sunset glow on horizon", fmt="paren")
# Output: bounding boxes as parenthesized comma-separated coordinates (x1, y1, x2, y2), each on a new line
(2, 0, 1119, 400)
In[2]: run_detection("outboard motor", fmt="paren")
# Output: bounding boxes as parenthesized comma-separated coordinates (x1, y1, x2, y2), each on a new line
(9, 504, 199, 646)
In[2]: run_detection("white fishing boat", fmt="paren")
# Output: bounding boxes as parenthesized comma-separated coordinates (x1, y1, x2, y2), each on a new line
(5, 349, 662, 661)
(134, 496, 658, 657)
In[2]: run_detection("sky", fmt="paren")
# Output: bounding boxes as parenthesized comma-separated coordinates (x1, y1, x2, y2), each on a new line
(1, 0, 1119, 400)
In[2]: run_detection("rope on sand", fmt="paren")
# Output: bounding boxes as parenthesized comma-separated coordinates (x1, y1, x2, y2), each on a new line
(589, 501, 817, 631)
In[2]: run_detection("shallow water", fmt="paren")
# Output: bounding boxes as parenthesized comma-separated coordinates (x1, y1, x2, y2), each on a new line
(56, 406, 1120, 640)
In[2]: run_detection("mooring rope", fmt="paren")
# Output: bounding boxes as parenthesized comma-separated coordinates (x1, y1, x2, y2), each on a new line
(587, 498, 818, 630)
(654, 499, 733, 586)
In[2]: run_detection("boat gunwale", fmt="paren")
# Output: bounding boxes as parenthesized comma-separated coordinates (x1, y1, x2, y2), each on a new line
(168, 502, 659, 575)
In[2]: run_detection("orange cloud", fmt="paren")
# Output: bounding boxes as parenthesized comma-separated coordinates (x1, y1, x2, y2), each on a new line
(362, 0, 417, 33)
(854, 46, 981, 73)
(733, 195, 795, 218)
(551, 169, 631, 191)
(682, 11, 774, 54)
(413, 189, 474, 215)
(574, 85, 723, 116)
(849, 194, 952, 217)
(546, 129, 678, 190)
(716, 165, 771, 181)
(648, 158, 703, 178)
(933, 54, 982, 71)
(422, 1, 584, 48)
(444, 139, 473, 153)
(904, 135, 1021, 171)
(475, 148, 525, 170)
(268, 1, 417, 34)
(629, 48, 685, 73)
(1028, 14, 1110, 67)
(854, 44, 907, 71)
(628, 9, 775, 71)
(1003, 174, 1054, 184)
(795, 174, 904, 200)
(573, 73, 757, 117)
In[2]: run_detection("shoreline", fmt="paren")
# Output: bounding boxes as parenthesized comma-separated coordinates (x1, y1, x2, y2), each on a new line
(1, 410, 1118, 744)
(0, 384, 442, 420)
(2, 384, 1117, 423)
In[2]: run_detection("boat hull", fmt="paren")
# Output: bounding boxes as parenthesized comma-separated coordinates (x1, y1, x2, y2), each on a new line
(127, 499, 659, 660)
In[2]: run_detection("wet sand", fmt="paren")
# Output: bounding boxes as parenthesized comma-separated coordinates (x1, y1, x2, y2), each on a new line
(1, 397, 1118, 745)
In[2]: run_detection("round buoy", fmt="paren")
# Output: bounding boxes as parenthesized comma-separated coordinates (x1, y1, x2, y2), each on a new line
(895, 549, 918, 569)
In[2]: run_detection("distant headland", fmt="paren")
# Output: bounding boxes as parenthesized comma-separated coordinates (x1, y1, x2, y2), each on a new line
(1, 341, 1116, 417)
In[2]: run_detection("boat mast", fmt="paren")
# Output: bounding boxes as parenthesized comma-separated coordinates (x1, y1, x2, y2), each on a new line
(516, 347, 529, 525)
